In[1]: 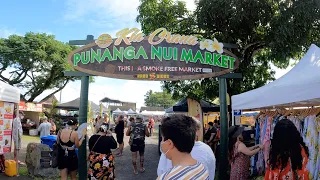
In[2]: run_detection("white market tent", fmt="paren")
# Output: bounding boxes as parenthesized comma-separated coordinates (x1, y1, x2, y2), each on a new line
(127, 108, 137, 115)
(0, 81, 20, 103)
(232, 44, 320, 110)
(112, 108, 123, 114)
(140, 110, 165, 116)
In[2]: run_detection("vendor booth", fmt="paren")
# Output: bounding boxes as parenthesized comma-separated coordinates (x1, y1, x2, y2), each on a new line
(0, 81, 20, 175)
(231, 44, 320, 178)
(232, 44, 320, 111)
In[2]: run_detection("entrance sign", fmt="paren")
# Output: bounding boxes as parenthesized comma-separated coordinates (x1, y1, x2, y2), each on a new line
(68, 28, 239, 80)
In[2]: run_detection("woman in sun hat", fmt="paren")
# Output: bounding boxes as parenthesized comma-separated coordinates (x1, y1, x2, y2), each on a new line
(228, 125, 263, 180)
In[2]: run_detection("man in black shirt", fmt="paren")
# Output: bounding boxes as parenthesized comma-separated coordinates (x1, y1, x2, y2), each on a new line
(115, 115, 125, 156)
(204, 122, 217, 150)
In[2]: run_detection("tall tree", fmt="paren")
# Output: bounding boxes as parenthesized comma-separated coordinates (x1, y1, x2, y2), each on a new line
(144, 90, 176, 108)
(0, 33, 80, 102)
(137, 0, 320, 102)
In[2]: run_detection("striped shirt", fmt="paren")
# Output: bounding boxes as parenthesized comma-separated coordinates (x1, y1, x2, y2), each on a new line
(157, 161, 209, 180)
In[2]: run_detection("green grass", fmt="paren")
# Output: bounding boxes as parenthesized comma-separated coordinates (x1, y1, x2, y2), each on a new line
(22, 135, 40, 141)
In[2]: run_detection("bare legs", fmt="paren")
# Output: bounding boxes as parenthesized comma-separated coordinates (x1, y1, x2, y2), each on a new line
(139, 152, 145, 172)
(60, 169, 77, 180)
(132, 151, 145, 174)
(117, 143, 124, 156)
(70, 170, 77, 180)
(60, 169, 68, 180)
(132, 152, 138, 174)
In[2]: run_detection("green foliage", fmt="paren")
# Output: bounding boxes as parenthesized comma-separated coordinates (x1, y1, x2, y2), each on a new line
(144, 90, 176, 108)
(0, 32, 80, 102)
(137, 0, 320, 101)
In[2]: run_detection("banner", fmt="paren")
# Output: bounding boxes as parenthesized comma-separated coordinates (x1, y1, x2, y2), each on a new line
(0, 101, 14, 154)
(187, 98, 204, 141)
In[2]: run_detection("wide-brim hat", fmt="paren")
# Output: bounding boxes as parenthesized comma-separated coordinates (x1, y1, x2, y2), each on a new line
(228, 126, 244, 138)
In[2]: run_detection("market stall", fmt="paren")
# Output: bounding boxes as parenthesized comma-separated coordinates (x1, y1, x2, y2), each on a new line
(231, 44, 320, 178)
(0, 81, 20, 175)
(19, 102, 42, 134)
(232, 44, 320, 110)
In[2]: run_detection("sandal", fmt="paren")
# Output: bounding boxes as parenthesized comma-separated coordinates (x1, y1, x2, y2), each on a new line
(140, 168, 145, 173)
(134, 169, 138, 175)
(116, 153, 123, 157)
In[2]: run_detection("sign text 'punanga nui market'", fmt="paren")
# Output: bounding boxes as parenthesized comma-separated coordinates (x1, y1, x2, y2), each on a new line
(68, 28, 239, 80)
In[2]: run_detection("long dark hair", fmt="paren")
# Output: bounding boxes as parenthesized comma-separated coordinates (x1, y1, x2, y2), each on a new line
(269, 119, 309, 170)
(228, 126, 243, 161)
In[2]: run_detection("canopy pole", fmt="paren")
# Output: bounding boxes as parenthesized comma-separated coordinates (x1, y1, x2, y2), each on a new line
(218, 77, 228, 180)
(231, 109, 235, 126)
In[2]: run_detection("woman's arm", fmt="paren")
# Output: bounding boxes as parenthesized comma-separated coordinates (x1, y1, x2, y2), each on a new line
(126, 126, 131, 136)
(145, 126, 150, 137)
(238, 142, 262, 156)
(74, 129, 86, 148)
(248, 145, 259, 151)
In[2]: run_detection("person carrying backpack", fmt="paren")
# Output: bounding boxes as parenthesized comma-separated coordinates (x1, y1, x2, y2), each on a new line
(126, 115, 150, 175)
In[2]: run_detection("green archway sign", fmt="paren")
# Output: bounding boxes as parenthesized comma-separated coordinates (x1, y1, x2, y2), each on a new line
(67, 28, 240, 180)
(68, 28, 239, 80)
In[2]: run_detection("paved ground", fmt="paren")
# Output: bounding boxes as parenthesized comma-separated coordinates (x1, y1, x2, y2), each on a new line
(113, 131, 159, 180)
(0, 125, 160, 180)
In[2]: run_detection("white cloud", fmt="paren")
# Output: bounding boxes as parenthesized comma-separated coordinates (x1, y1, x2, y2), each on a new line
(49, 77, 162, 108)
(0, 27, 18, 38)
(63, 0, 196, 28)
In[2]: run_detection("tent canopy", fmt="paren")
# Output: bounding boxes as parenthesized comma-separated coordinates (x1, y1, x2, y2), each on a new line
(0, 81, 20, 103)
(165, 98, 221, 113)
(56, 98, 99, 111)
(112, 108, 123, 114)
(140, 110, 165, 116)
(127, 108, 137, 115)
(232, 44, 320, 110)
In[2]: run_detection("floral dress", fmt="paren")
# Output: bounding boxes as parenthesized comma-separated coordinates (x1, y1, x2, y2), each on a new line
(87, 152, 115, 180)
(230, 141, 251, 180)
(265, 147, 309, 180)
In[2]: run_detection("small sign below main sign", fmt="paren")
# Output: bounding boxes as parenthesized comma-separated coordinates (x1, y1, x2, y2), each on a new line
(234, 110, 242, 116)
(68, 28, 239, 81)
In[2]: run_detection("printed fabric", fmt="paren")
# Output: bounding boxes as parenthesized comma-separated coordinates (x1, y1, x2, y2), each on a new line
(87, 151, 115, 180)
(306, 115, 318, 179)
(265, 147, 309, 180)
(230, 141, 251, 180)
(131, 122, 146, 142)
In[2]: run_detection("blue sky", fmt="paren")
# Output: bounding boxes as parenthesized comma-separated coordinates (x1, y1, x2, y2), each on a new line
(0, 0, 291, 108)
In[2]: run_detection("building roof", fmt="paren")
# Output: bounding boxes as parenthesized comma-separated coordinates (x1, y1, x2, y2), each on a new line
(109, 105, 136, 111)
(39, 95, 58, 104)
(100, 97, 134, 104)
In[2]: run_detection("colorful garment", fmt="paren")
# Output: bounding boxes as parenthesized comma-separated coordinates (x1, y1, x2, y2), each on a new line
(306, 115, 318, 179)
(265, 147, 309, 180)
(87, 152, 115, 180)
(230, 141, 251, 180)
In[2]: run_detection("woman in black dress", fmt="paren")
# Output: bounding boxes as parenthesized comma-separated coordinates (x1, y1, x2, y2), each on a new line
(115, 115, 125, 156)
(57, 119, 86, 180)
(88, 123, 117, 179)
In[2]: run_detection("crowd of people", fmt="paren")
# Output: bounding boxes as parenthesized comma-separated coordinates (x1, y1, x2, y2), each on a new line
(7, 110, 311, 180)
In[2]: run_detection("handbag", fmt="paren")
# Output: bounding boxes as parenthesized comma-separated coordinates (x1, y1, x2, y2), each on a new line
(51, 130, 61, 168)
